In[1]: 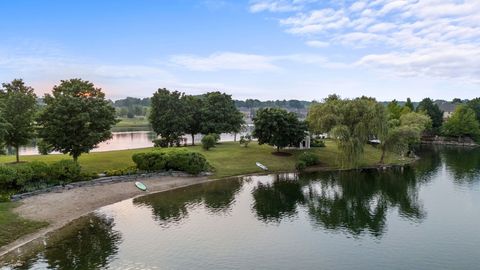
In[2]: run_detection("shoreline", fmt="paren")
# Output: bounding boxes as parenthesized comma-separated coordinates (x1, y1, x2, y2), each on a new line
(0, 160, 416, 258)
(0, 175, 214, 257)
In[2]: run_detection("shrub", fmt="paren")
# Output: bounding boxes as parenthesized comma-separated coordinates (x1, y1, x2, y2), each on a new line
(296, 152, 319, 171)
(0, 165, 17, 188)
(132, 150, 210, 175)
(153, 138, 169, 148)
(37, 139, 54, 155)
(166, 150, 209, 175)
(50, 160, 82, 184)
(210, 133, 220, 143)
(105, 166, 138, 176)
(201, 135, 216, 150)
(132, 152, 168, 171)
(295, 160, 307, 171)
(239, 134, 252, 148)
(311, 138, 326, 147)
(11, 165, 34, 187)
(28, 161, 52, 184)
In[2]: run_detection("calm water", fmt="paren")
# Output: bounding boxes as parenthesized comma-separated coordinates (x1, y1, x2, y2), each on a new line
(13, 131, 250, 156)
(2, 146, 480, 269)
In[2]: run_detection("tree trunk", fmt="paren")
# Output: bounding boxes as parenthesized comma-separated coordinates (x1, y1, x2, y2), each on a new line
(191, 134, 195, 146)
(277, 146, 280, 152)
(15, 146, 20, 163)
(234, 133, 237, 142)
(379, 145, 386, 164)
(73, 155, 78, 163)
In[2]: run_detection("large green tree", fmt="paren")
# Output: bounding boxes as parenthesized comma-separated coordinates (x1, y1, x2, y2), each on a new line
(387, 99, 403, 120)
(416, 98, 443, 132)
(0, 79, 37, 162)
(442, 105, 480, 141)
(404, 98, 415, 112)
(308, 95, 386, 168)
(378, 112, 432, 163)
(253, 108, 307, 152)
(149, 88, 188, 146)
(467, 98, 480, 122)
(201, 92, 244, 135)
(37, 79, 117, 161)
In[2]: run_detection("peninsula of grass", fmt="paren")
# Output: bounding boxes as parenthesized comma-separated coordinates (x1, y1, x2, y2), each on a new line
(0, 141, 410, 178)
(112, 118, 151, 131)
(0, 202, 48, 247)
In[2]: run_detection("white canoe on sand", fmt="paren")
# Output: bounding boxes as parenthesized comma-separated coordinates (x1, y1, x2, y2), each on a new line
(256, 162, 268, 171)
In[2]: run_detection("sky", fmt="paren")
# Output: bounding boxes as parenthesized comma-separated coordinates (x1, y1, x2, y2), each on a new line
(0, 0, 479, 101)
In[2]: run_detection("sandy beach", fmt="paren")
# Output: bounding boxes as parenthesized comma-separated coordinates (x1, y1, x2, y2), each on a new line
(0, 175, 211, 256)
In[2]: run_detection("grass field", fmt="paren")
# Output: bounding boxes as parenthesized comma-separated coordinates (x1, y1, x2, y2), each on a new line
(0, 141, 409, 178)
(0, 202, 48, 247)
(112, 117, 151, 131)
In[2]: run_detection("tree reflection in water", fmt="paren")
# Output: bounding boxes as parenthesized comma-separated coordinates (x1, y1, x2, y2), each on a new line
(5, 214, 121, 270)
(252, 167, 428, 237)
(442, 146, 480, 186)
(133, 177, 244, 226)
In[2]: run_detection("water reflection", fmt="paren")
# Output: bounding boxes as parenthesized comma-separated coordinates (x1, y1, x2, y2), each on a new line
(442, 146, 480, 185)
(2, 214, 121, 270)
(303, 168, 425, 237)
(133, 178, 244, 226)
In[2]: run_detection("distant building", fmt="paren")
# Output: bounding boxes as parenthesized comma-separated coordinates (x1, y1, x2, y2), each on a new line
(435, 101, 458, 120)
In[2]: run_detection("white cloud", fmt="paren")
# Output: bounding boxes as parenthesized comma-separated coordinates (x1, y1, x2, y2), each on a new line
(170, 52, 279, 71)
(253, 0, 480, 83)
(249, 0, 301, 13)
(305, 40, 329, 48)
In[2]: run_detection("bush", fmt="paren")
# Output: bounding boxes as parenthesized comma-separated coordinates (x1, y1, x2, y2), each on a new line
(132, 150, 210, 175)
(210, 133, 220, 143)
(311, 138, 326, 147)
(132, 152, 168, 171)
(295, 160, 307, 171)
(239, 134, 252, 148)
(11, 165, 34, 187)
(166, 150, 209, 175)
(201, 135, 216, 150)
(296, 152, 319, 171)
(153, 138, 169, 148)
(37, 139, 53, 155)
(28, 161, 52, 184)
(0, 165, 17, 188)
(50, 160, 82, 184)
(105, 166, 138, 176)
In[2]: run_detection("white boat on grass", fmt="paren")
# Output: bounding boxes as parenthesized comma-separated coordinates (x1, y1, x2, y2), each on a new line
(256, 162, 268, 171)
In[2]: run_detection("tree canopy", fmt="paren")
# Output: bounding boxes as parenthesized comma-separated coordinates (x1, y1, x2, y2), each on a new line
(442, 105, 480, 141)
(0, 79, 37, 162)
(416, 98, 443, 132)
(253, 108, 307, 152)
(467, 98, 480, 123)
(308, 95, 386, 167)
(149, 88, 188, 146)
(201, 92, 244, 135)
(37, 79, 117, 161)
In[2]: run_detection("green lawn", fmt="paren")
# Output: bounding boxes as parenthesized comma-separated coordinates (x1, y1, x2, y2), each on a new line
(0, 141, 409, 178)
(0, 202, 48, 247)
(112, 118, 151, 131)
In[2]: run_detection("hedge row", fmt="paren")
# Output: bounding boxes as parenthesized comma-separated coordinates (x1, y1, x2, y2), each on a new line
(132, 150, 210, 175)
(0, 160, 91, 192)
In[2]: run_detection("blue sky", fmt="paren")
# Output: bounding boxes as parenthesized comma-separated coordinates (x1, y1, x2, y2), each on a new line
(1, 0, 479, 101)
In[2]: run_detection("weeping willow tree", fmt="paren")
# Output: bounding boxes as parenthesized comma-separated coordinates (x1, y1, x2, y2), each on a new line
(307, 95, 387, 168)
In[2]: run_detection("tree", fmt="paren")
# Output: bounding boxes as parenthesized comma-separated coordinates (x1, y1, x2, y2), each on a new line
(149, 88, 188, 146)
(442, 105, 480, 141)
(405, 98, 414, 112)
(201, 134, 216, 150)
(467, 98, 480, 122)
(387, 99, 402, 120)
(0, 79, 37, 162)
(252, 108, 307, 152)
(378, 112, 432, 163)
(308, 96, 386, 167)
(239, 134, 252, 148)
(37, 79, 117, 162)
(201, 92, 244, 135)
(416, 98, 443, 132)
(184, 96, 203, 145)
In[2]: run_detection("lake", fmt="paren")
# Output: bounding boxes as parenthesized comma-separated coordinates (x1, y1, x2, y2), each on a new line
(11, 131, 251, 156)
(1, 146, 480, 269)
